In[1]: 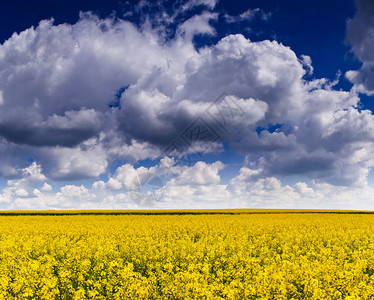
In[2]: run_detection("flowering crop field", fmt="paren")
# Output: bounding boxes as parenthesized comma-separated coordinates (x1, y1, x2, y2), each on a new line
(1, 210, 374, 299)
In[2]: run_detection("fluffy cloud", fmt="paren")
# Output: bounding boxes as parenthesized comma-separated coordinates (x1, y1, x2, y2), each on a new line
(0, 14, 164, 146)
(0, 162, 48, 207)
(0, 0, 374, 209)
(167, 161, 224, 186)
(346, 0, 374, 95)
(3, 159, 374, 210)
(0, 13, 168, 179)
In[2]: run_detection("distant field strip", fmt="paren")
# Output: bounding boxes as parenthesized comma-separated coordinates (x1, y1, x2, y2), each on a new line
(0, 209, 374, 215)
(1, 212, 374, 299)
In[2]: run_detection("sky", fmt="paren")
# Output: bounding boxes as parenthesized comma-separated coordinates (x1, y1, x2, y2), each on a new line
(0, 0, 374, 210)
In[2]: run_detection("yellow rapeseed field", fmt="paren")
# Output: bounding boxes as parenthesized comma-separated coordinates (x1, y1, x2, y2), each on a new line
(0, 210, 374, 299)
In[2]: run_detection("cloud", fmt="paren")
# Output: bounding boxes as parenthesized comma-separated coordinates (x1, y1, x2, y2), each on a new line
(182, 0, 218, 10)
(0, 0, 374, 209)
(0, 12, 371, 187)
(300, 55, 313, 75)
(129, 0, 219, 42)
(224, 8, 270, 23)
(2, 159, 373, 210)
(177, 12, 218, 41)
(0, 13, 170, 179)
(346, 0, 374, 95)
(0, 162, 48, 206)
(168, 161, 224, 186)
(227, 167, 374, 209)
(40, 138, 109, 180)
(0, 14, 166, 146)
(0, 109, 103, 147)
(41, 183, 52, 192)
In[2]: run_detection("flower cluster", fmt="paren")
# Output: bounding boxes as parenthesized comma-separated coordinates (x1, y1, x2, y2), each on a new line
(0, 212, 374, 299)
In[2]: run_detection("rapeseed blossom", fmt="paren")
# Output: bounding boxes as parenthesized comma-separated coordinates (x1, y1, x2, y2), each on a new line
(0, 211, 373, 299)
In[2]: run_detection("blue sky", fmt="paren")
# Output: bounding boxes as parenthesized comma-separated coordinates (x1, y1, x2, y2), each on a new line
(0, 0, 374, 210)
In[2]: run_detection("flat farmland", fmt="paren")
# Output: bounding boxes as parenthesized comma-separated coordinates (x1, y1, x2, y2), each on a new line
(0, 210, 374, 299)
